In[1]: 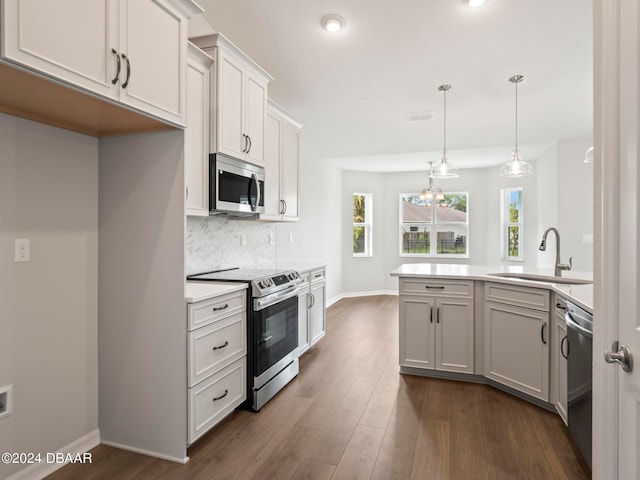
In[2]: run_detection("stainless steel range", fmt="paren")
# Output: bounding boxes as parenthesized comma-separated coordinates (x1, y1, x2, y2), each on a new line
(187, 268, 303, 411)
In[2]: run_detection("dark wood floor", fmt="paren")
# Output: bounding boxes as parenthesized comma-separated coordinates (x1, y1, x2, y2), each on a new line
(48, 295, 590, 480)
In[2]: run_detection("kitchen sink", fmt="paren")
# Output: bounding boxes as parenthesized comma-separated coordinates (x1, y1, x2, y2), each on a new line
(487, 272, 593, 285)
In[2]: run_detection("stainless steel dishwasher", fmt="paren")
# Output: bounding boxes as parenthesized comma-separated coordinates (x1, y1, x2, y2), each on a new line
(565, 301, 593, 470)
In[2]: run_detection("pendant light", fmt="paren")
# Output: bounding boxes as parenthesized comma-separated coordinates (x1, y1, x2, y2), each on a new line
(421, 162, 445, 201)
(500, 75, 533, 177)
(431, 84, 459, 179)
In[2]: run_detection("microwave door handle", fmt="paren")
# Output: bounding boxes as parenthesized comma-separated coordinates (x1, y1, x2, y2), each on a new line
(251, 173, 261, 212)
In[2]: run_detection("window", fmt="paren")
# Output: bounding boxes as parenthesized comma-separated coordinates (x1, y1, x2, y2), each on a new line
(399, 192, 469, 257)
(353, 193, 372, 256)
(501, 187, 523, 261)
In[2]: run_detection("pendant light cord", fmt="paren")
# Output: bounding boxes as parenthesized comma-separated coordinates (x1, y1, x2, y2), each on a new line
(514, 79, 518, 152)
(443, 87, 447, 156)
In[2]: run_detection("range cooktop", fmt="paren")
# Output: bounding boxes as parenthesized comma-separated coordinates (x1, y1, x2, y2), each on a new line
(187, 267, 289, 282)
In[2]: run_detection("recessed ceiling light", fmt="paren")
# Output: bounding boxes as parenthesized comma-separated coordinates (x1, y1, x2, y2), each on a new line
(462, 0, 490, 7)
(321, 14, 346, 33)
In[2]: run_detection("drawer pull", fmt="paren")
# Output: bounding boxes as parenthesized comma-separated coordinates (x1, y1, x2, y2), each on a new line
(556, 302, 567, 311)
(212, 341, 229, 351)
(212, 389, 229, 402)
(213, 304, 229, 312)
(425, 285, 445, 290)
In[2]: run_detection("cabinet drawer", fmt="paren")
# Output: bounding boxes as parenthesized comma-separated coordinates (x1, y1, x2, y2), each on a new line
(399, 278, 474, 297)
(188, 311, 246, 387)
(188, 290, 246, 330)
(310, 268, 326, 284)
(188, 357, 246, 443)
(485, 282, 550, 312)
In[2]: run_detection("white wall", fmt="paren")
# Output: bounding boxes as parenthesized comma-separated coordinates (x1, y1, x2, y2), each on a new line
(337, 140, 592, 294)
(99, 131, 187, 461)
(557, 139, 594, 271)
(276, 138, 343, 303)
(0, 115, 99, 479)
(342, 172, 387, 295)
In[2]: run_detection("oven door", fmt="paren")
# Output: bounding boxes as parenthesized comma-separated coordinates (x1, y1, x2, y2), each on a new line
(253, 294, 298, 388)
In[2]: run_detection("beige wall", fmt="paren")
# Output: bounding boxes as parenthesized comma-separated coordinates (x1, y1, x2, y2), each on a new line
(0, 114, 99, 479)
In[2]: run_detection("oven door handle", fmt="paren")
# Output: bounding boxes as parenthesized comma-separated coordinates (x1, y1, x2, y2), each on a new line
(254, 286, 300, 311)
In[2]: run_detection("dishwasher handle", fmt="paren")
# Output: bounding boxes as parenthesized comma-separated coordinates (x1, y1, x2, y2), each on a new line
(565, 311, 593, 339)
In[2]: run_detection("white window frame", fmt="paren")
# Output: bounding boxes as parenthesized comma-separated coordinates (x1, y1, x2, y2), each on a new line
(353, 192, 373, 257)
(501, 187, 524, 261)
(398, 192, 470, 259)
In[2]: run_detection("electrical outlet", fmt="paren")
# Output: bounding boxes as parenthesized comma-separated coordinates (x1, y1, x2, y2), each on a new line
(14, 239, 30, 263)
(0, 385, 12, 421)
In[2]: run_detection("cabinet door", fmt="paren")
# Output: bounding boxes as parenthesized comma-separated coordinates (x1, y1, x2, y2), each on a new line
(484, 301, 549, 401)
(245, 73, 267, 166)
(119, 0, 187, 126)
(297, 290, 310, 355)
(309, 282, 326, 346)
(2, 0, 118, 99)
(217, 50, 245, 159)
(281, 121, 300, 220)
(435, 298, 474, 374)
(185, 45, 211, 216)
(399, 295, 435, 369)
(261, 112, 282, 220)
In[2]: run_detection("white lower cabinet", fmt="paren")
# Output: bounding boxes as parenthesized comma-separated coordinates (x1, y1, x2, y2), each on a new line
(297, 267, 326, 355)
(187, 288, 247, 444)
(552, 296, 569, 424)
(399, 279, 474, 374)
(484, 283, 550, 402)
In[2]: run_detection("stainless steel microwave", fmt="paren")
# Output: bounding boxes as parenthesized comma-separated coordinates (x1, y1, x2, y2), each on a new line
(209, 153, 265, 215)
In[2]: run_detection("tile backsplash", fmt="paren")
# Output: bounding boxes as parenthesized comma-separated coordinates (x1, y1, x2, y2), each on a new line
(186, 216, 276, 275)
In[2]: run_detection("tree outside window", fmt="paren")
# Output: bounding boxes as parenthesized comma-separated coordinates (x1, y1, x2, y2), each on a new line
(502, 187, 523, 261)
(353, 193, 372, 256)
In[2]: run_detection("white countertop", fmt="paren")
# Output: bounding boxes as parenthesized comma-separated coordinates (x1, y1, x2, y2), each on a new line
(185, 281, 248, 303)
(390, 263, 593, 313)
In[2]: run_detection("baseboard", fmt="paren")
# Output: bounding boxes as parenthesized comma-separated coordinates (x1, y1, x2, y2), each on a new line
(100, 440, 189, 464)
(328, 290, 398, 306)
(6, 429, 100, 480)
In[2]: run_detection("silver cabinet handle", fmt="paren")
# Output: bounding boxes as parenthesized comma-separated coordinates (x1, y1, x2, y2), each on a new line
(212, 340, 229, 351)
(212, 303, 229, 312)
(242, 134, 248, 153)
(604, 341, 633, 372)
(247, 135, 252, 153)
(282, 199, 287, 214)
(186, 186, 189, 200)
(212, 389, 229, 402)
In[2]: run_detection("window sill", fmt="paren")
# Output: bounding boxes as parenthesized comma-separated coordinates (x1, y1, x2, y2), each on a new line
(399, 254, 470, 259)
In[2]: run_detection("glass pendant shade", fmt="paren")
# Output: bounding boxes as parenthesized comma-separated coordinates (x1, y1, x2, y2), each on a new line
(500, 149, 533, 177)
(584, 146, 594, 163)
(500, 75, 533, 177)
(431, 84, 459, 179)
(421, 162, 446, 200)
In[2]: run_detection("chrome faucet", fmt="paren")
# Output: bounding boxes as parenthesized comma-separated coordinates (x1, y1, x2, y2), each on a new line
(539, 227, 572, 277)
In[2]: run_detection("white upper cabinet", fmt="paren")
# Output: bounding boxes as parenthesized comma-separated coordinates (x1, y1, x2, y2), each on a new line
(1, 0, 201, 127)
(185, 43, 213, 216)
(261, 100, 301, 222)
(191, 33, 273, 167)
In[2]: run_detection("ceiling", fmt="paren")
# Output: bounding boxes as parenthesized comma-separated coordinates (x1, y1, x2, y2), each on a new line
(192, 0, 593, 172)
